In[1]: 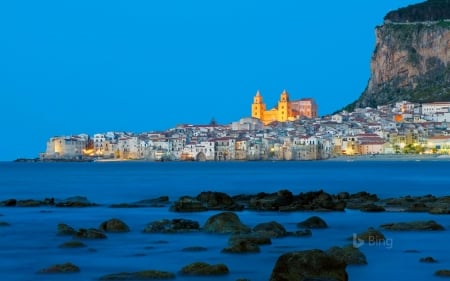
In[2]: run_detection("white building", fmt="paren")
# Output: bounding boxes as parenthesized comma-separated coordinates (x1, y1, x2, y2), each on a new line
(422, 102, 450, 115)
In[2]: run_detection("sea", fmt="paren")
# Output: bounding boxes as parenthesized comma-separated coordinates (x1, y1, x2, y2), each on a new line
(1, 160, 450, 281)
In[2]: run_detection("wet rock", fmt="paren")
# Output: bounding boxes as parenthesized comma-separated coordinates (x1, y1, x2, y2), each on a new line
(420, 256, 438, 263)
(58, 240, 87, 248)
(182, 246, 208, 252)
(38, 262, 80, 274)
(435, 270, 450, 277)
(337, 192, 350, 200)
(380, 220, 444, 231)
(74, 228, 107, 239)
(181, 262, 229, 276)
(346, 191, 379, 210)
(17, 199, 42, 207)
(253, 221, 288, 238)
(143, 218, 200, 233)
(354, 227, 385, 242)
(297, 216, 328, 229)
(327, 245, 368, 265)
(170, 196, 208, 212)
(360, 203, 385, 212)
(429, 207, 450, 214)
(196, 191, 243, 211)
(57, 223, 76, 236)
(203, 212, 250, 234)
(55, 196, 97, 207)
(1, 198, 16, 206)
(405, 203, 429, 212)
(229, 233, 272, 246)
(270, 249, 348, 281)
(295, 190, 345, 211)
(248, 190, 294, 211)
(222, 239, 260, 253)
(99, 270, 176, 280)
(99, 218, 130, 233)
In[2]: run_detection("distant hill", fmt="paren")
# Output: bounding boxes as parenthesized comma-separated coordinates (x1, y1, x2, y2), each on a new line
(344, 0, 450, 111)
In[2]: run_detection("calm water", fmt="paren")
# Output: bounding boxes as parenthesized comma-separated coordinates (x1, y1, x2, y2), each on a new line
(1, 160, 450, 280)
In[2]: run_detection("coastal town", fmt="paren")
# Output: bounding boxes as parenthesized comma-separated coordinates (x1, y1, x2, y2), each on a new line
(40, 90, 450, 161)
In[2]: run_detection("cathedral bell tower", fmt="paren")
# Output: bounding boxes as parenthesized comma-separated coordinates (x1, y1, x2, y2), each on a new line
(251, 90, 266, 120)
(277, 90, 291, 122)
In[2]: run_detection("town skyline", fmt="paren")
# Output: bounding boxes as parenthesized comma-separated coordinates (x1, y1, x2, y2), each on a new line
(1, 0, 423, 160)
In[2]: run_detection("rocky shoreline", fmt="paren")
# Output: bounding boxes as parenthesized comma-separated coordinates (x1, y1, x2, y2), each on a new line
(3, 189, 450, 214)
(2, 189, 450, 280)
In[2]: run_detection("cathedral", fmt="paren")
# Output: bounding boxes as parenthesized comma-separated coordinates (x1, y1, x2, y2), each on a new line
(251, 90, 317, 125)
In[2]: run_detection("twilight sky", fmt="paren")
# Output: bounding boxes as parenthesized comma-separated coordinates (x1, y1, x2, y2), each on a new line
(0, 0, 422, 160)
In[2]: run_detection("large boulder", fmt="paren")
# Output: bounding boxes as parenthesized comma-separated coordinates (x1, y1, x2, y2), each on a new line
(196, 191, 243, 211)
(203, 212, 250, 234)
(380, 220, 444, 231)
(99, 218, 130, 233)
(253, 221, 288, 238)
(327, 245, 368, 265)
(297, 216, 328, 229)
(38, 262, 80, 274)
(181, 262, 229, 276)
(170, 196, 208, 212)
(270, 249, 348, 281)
(143, 219, 200, 233)
(99, 270, 175, 280)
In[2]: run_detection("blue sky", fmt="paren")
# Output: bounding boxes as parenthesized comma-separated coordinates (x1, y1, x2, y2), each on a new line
(0, 0, 422, 160)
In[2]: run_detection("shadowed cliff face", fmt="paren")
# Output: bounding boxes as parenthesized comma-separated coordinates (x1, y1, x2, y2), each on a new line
(355, 21, 450, 108)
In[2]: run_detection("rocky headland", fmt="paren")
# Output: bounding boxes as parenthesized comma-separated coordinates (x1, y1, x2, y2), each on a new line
(346, 0, 450, 110)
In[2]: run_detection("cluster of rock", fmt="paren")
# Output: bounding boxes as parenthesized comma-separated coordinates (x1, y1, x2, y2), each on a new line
(13, 203, 447, 280)
(0, 196, 97, 207)
(4, 190, 450, 216)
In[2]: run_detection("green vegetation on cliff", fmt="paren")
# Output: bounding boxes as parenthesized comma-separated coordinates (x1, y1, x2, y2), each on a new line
(385, 0, 450, 23)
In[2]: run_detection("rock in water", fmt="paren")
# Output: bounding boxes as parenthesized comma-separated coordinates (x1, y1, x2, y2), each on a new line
(203, 212, 250, 234)
(253, 221, 288, 238)
(99, 270, 175, 280)
(57, 223, 76, 236)
(270, 249, 347, 281)
(327, 245, 368, 265)
(380, 220, 444, 231)
(99, 218, 130, 233)
(38, 262, 80, 274)
(297, 216, 328, 229)
(181, 262, 229, 275)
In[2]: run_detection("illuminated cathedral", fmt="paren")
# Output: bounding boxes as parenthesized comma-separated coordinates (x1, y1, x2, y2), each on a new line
(251, 90, 318, 125)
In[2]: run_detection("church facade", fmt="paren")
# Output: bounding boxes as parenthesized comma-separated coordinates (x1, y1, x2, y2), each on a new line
(251, 90, 318, 125)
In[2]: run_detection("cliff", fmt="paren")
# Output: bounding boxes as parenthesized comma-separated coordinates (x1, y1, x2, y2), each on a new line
(349, 0, 450, 110)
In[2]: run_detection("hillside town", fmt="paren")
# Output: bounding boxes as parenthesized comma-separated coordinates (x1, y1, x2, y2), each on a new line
(40, 91, 450, 161)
